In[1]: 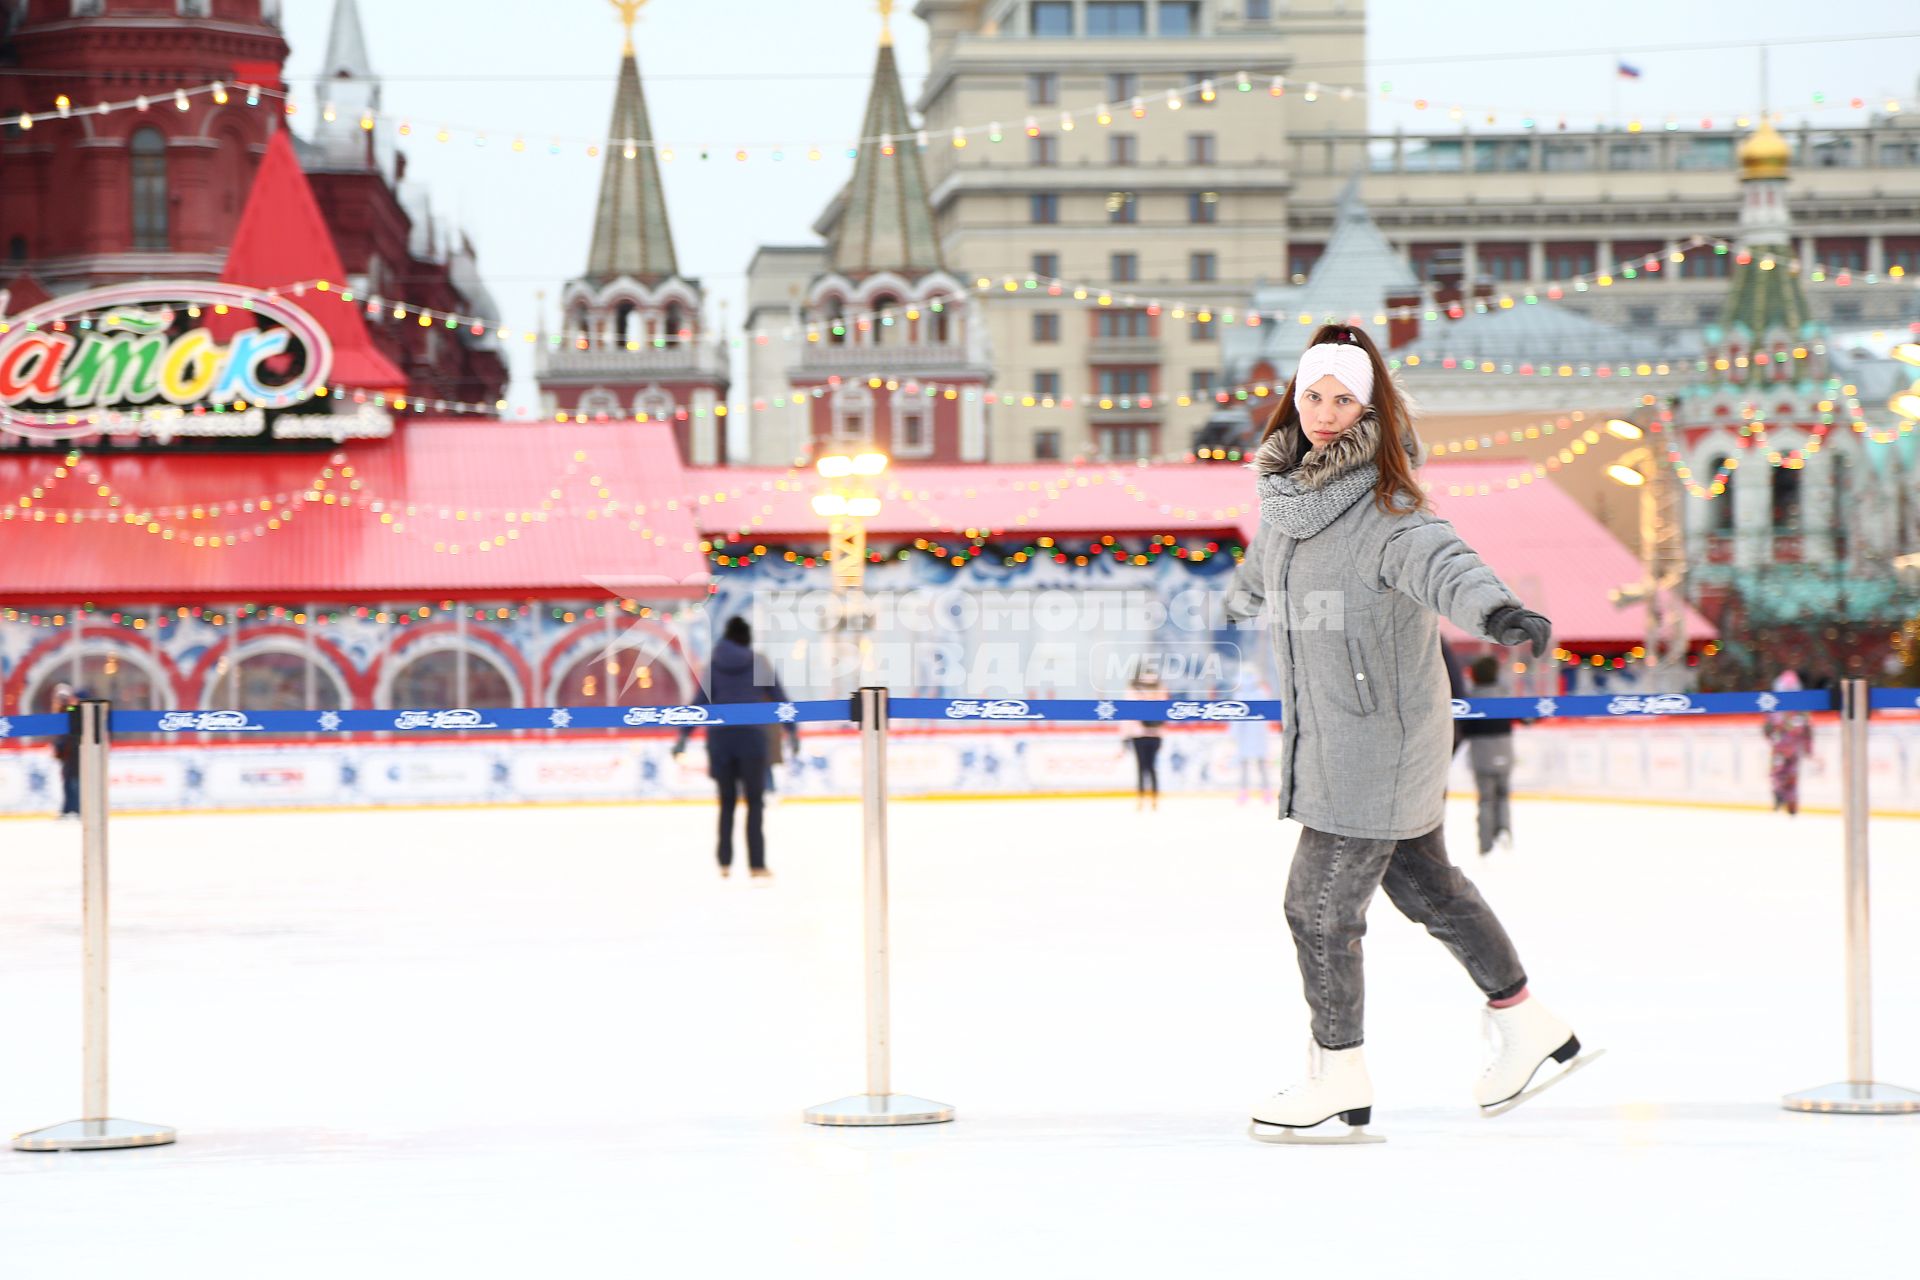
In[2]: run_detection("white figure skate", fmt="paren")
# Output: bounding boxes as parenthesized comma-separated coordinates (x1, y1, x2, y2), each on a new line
(1249, 1043, 1384, 1145)
(1476, 997, 1603, 1117)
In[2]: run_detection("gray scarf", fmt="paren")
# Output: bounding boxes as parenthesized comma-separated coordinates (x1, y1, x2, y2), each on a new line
(1255, 410, 1384, 539)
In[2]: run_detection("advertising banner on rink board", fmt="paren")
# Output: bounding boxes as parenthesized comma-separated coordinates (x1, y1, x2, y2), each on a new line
(0, 722, 1916, 815)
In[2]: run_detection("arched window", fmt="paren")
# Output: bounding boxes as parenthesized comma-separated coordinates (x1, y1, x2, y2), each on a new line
(386, 646, 515, 709)
(24, 645, 170, 713)
(551, 645, 689, 707)
(232, 649, 348, 711)
(568, 304, 590, 340)
(609, 302, 641, 345)
(1708, 469, 1735, 536)
(130, 128, 169, 250)
(931, 305, 952, 344)
(578, 387, 623, 419)
(664, 301, 685, 344)
(871, 294, 900, 346)
(1771, 464, 1801, 533)
(7, 235, 25, 262)
(826, 298, 847, 345)
(634, 385, 675, 422)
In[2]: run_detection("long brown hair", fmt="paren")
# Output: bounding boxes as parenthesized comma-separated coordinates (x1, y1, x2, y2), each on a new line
(1259, 323, 1428, 515)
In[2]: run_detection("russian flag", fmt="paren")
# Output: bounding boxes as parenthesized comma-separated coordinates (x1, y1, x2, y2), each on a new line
(1617, 61, 1642, 79)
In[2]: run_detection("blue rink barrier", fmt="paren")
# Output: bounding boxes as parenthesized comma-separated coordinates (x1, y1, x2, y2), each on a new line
(1869, 687, 1920, 712)
(0, 690, 1845, 740)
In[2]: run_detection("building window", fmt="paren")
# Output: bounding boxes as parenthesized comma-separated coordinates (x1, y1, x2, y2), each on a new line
(1472, 140, 1533, 173)
(7, 235, 25, 262)
(1034, 430, 1063, 460)
(1086, 2, 1146, 37)
(1191, 316, 1216, 340)
(1627, 304, 1659, 327)
(870, 294, 901, 346)
(388, 646, 517, 711)
(177, 0, 210, 14)
(1885, 239, 1920, 273)
(1034, 371, 1062, 398)
(1771, 464, 1801, 533)
(1815, 238, 1868, 272)
(1096, 309, 1151, 338)
(1109, 134, 1138, 166)
(1096, 368, 1151, 397)
(1108, 73, 1138, 102)
(1830, 299, 1863, 322)
(1111, 252, 1139, 282)
(1033, 312, 1061, 343)
(1030, 192, 1060, 224)
(896, 410, 931, 455)
(1106, 191, 1137, 224)
(1541, 140, 1592, 172)
(1544, 242, 1596, 278)
(1696, 303, 1722, 325)
(1031, 1, 1073, 35)
(1187, 133, 1216, 165)
(1607, 141, 1656, 171)
(1031, 252, 1060, 278)
(1162, 4, 1199, 35)
(1244, 0, 1272, 17)
(1028, 72, 1059, 105)
(1031, 134, 1059, 166)
(1187, 191, 1219, 224)
(1676, 138, 1735, 170)
(1185, 70, 1213, 103)
(1680, 248, 1730, 279)
(130, 127, 169, 251)
(1288, 244, 1324, 282)
(1189, 251, 1217, 282)
(1096, 425, 1155, 460)
(1478, 243, 1528, 281)
(1189, 369, 1218, 395)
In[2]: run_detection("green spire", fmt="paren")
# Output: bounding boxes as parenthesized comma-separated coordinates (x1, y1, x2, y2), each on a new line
(829, 42, 944, 278)
(585, 49, 679, 284)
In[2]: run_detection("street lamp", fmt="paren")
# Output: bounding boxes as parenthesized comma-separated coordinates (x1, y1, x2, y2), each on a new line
(1607, 429, 1690, 691)
(814, 446, 889, 691)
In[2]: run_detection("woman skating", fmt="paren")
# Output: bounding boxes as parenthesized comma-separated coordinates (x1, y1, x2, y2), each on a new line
(1227, 325, 1592, 1139)
(1763, 669, 1814, 815)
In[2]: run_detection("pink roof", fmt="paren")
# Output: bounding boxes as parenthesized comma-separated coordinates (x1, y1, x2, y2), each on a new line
(0, 422, 706, 603)
(693, 460, 1713, 647)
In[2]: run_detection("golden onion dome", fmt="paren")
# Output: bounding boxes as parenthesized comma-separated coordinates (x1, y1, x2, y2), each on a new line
(1739, 120, 1791, 180)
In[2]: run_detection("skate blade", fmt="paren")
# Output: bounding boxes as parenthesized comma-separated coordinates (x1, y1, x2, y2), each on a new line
(1248, 1120, 1385, 1146)
(1480, 1048, 1606, 1118)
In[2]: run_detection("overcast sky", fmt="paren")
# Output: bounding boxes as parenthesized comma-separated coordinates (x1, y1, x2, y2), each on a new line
(278, 1, 1919, 407)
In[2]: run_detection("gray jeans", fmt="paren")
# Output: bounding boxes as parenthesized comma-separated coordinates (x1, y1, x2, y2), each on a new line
(1284, 824, 1528, 1050)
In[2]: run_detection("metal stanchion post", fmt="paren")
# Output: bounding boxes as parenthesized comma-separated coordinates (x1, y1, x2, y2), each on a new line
(805, 686, 953, 1127)
(1783, 679, 1920, 1115)
(15, 700, 177, 1152)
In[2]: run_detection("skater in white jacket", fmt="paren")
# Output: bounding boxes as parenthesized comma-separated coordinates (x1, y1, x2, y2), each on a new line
(1227, 325, 1597, 1142)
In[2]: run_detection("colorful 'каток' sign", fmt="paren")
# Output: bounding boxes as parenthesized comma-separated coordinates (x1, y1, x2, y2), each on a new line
(0, 281, 334, 441)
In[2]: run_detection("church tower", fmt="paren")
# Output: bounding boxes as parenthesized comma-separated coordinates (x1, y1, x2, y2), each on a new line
(535, 0, 727, 465)
(785, 0, 990, 463)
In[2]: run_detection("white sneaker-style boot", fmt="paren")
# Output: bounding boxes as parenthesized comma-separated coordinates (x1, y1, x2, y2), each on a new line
(1475, 997, 1598, 1116)
(1250, 1042, 1380, 1143)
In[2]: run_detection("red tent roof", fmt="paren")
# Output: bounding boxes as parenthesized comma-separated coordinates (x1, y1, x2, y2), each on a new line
(0, 423, 706, 604)
(221, 129, 406, 393)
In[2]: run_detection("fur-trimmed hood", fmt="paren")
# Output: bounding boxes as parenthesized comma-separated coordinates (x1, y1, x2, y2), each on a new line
(1252, 403, 1427, 487)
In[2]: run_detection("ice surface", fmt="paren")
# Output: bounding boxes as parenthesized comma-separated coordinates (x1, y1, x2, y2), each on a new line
(1, 795, 1915, 1277)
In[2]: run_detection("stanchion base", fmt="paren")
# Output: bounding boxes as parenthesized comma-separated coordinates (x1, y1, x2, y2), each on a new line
(1782, 1082, 1920, 1116)
(13, 1118, 177, 1152)
(804, 1094, 954, 1127)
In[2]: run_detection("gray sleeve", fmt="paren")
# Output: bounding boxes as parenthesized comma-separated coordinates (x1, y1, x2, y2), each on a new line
(1224, 540, 1267, 624)
(1377, 519, 1522, 640)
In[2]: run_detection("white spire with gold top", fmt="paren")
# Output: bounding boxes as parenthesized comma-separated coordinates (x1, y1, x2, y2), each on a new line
(1719, 118, 1811, 337)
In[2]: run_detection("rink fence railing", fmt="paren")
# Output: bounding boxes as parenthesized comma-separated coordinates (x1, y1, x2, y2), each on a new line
(10, 682, 1916, 1150)
(0, 688, 1863, 741)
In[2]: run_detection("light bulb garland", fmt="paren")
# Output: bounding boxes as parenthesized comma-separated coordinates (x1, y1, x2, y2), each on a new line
(11, 72, 1908, 167)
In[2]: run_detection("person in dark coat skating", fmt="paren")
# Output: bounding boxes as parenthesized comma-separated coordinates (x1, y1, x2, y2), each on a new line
(673, 617, 798, 882)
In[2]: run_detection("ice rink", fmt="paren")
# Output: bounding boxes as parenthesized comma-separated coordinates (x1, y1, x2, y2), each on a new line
(2, 792, 1915, 1278)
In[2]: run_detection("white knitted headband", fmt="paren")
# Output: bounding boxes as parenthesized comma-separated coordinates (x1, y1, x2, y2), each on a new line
(1293, 342, 1375, 409)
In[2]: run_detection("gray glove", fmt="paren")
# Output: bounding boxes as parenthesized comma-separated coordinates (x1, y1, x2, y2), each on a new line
(1485, 606, 1551, 659)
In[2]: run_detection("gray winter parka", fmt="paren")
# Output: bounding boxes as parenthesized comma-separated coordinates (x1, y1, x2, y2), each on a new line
(1227, 412, 1524, 840)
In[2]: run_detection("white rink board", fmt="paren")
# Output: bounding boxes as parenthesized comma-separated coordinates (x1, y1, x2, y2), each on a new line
(1, 719, 1916, 813)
